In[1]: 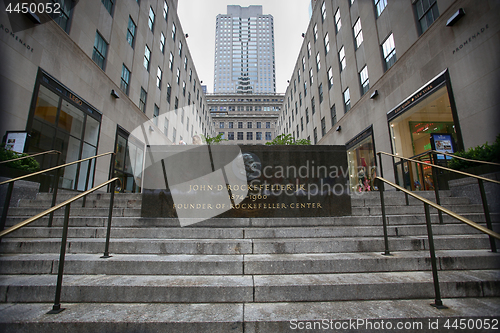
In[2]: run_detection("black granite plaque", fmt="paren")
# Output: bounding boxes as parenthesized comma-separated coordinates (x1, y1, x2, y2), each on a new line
(141, 145, 351, 223)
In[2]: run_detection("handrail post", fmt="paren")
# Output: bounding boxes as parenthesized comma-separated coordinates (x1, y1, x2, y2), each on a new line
(101, 179, 116, 258)
(423, 202, 447, 309)
(378, 179, 391, 256)
(47, 203, 71, 314)
(82, 159, 93, 208)
(377, 152, 384, 178)
(48, 168, 61, 228)
(0, 182, 15, 233)
(478, 179, 496, 252)
(430, 152, 443, 224)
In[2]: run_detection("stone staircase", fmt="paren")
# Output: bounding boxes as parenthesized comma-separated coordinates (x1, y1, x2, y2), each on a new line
(0, 190, 499, 332)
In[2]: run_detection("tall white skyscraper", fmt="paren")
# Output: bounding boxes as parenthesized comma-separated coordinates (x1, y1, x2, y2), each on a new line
(214, 5, 276, 94)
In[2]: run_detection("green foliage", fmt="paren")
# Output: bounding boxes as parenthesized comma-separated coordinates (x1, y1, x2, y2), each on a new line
(448, 134, 500, 170)
(201, 133, 227, 145)
(265, 134, 311, 145)
(0, 147, 40, 172)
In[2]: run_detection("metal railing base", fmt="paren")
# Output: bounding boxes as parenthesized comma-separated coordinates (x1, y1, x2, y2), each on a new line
(100, 255, 112, 259)
(431, 302, 449, 310)
(47, 305, 65, 314)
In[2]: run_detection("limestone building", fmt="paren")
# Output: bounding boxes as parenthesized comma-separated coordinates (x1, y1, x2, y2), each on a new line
(207, 93, 283, 145)
(276, 0, 499, 192)
(0, 0, 215, 193)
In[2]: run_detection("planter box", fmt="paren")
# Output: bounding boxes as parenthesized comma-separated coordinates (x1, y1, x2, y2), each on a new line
(447, 171, 500, 213)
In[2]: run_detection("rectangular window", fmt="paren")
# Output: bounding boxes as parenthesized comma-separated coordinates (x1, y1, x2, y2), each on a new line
(374, 0, 387, 17)
(172, 23, 176, 40)
(238, 122, 243, 128)
(316, 52, 321, 72)
(321, 1, 326, 22)
(256, 132, 262, 140)
(324, 33, 330, 55)
(415, 0, 439, 34)
(160, 32, 165, 53)
(247, 122, 252, 128)
(266, 122, 271, 128)
(256, 122, 261, 128)
(335, 8, 342, 33)
(229, 122, 234, 128)
(353, 18, 364, 49)
(344, 88, 351, 112)
(163, 0, 169, 20)
(331, 104, 337, 126)
(306, 108, 309, 123)
(265, 132, 272, 140)
(179, 41, 183, 57)
(50, 0, 73, 33)
(327, 67, 334, 89)
(321, 117, 326, 136)
(339, 46, 346, 71)
(294, 80, 297, 93)
(144, 45, 151, 71)
(311, 97, 316, 114)
(127, 17, 136, 47)
(189, 69, 193, 82)
(313, 24, 318, 41)
(360, 65, 369, 95)
(237, 132, 244, 140)
(182, 81, 186, 96)
(92, 31, 108, 70)
(302, 56, 306, 71)
(101, 0, 114, 15)
(304, 81, 307, 96)
(297, 69, 301, 83)
(247, 132, 253, 140)
(120, 65, 130, 95)
(139, 87, 147, 113)
(184, 56, 188, 70)
(153, 104, 159, 125)
(157, 67, 162, 89)
(309, 68, 314, 85)
(382, 33, 397, 71)
(176, 68, 180, 84)
(300, 117, 304, 131)
(166, 84, 171, 103)
(174, 97, 178, 110)
(299, 92, 302, 107)
(148, 7, 155, 31)
(169, 52, 174, 70)
(314, 128, 318, 144)
(228, 132, 235, 140)
(318, 83, 323, 103)
(307, 42, 311, 58)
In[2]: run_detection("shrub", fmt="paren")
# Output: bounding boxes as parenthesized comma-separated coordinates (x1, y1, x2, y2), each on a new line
(0, 147, 40, 172)
(448, 134, 500, 170)
(265, 134, 311, 145)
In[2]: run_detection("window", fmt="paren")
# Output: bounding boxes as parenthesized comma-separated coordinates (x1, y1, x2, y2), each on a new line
(335, 8, 342, 33)
(247, 122, 252, 128)
(101, 0, 114, 15)
(318, 83, 323, 104)
(229, 122, 234, 128)
(169, 52, 174, 70)
(304, 81, 307, 96)
(321, 2, 326, 22)
(153, 104, 159, 125)
(314, 128, 318, 144)
(238, 122, 243, 128)
(127, 17, 136, 47)
(166, 84, 171, 103)
(144, 45, 151, 71)
(256, 122, 261, 128)
(228, 132, 235, 140)
(360, 66, 369, 95)
(176, 68, 180, 84)
(302, 56, 306, 71)
(344, 88, 351, 112)
(49, 0, 73, 33)
(331, 104, 337, 126)
(309, 68, 314, 85)
(327, 67, 334, 89)
(92, 32, 108, 70)
(220, 122, 224, 128)
(298, 69, 301, 83)
(324, 33, 330, 55)
(247, 132, 253, 140)
(313, 24, 318, 41)
(160, 32, 165, 53)
(374, 0, 387, 17)
(189, 69, 193, 82)
(237, 132, 244, 140)
(266, 122, 271, 128)
(300, 117, 304, 131)
(182, 81, 186, 96)
(307, 42, 311, 58)
(306, 108, 309, 123)
(148, 7, 155, 31)
(382, 33, 397, 70)
(265, 132, 272, 140)
(311, 97, 315, 114)
(139, 87, 147, 113)
(174, 97, 178, 110)
(172, 23, 176, 40)
(353, 18, 364, 49)
(256, 132, 262, 140)
(415, 0, 439, 34)
(157, 67, 162, 89)
(120, 65, 130, 95)
(339, 46, 346, 71)
(179, 41, 183, 57)
(316, 52, 321, 72)
(163, 0, 169, 20)
(184, 56, 188, 70)
(187, 92, 191, 105)
(299, 92, 302, 107)
(321, 117, 326, 136)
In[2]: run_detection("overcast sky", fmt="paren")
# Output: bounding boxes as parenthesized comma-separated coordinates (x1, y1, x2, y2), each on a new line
(177, 0, 312, 94)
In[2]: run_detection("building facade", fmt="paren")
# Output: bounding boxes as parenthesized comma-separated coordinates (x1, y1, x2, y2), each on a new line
(276, 0, 499, 193)
(0, 0, 215, 193)
(213, 5, 276, 94)
(208, 93, 283, 145)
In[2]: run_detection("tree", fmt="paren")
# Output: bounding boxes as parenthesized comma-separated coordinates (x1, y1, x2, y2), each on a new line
(201, 133, 227, 145)
(265, 134, 311, 145)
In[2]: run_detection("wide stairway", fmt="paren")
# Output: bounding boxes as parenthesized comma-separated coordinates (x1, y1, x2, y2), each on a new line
(0, 190, 499, 332)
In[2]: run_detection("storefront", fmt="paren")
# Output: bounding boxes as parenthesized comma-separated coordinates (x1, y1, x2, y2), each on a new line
(26, 69, 101, 191)
(346, 126, 377, 193)
(387, 69, 463, 190)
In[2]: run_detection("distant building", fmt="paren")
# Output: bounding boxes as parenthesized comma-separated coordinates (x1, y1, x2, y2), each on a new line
(213, 5, 276, 94)
(207, 93, 283, 145)
(201, 85, 208, 94)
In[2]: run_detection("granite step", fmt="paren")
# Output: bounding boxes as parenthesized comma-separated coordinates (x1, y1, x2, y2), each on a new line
(352, 204, 485, 216)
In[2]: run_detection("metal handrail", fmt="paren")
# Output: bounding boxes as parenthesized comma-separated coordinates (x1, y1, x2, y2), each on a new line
(431, 150, 500, 167)
(0, 150, 60, 164)
(375, 176, 499, 309)
(0, 177, 120, 314)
